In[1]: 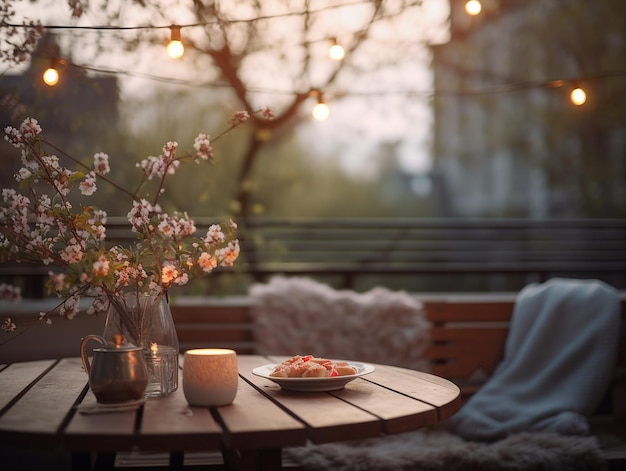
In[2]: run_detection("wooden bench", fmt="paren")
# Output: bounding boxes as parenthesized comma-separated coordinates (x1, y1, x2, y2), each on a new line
(170, 293, 626, 469)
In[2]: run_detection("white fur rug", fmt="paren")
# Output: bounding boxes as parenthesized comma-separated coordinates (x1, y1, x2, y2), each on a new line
(248, 276, 430, 371)
(284, 429, 607, 471)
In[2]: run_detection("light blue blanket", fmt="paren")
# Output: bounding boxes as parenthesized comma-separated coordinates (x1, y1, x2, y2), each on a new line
(450, 278, 621, 441)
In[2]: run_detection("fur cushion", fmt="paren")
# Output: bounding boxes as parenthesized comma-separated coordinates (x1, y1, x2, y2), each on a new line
(285, 429, 607, 471)
(248, 276, 430, 371)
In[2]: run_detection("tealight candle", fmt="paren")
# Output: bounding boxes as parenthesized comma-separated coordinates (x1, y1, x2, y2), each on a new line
(183, 348, 238, 407)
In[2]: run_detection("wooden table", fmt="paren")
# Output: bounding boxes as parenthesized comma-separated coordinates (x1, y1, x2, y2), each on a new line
(0, 355, 461, 470)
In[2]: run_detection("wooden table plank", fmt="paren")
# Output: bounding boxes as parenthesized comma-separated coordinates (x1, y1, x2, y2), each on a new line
(139, 369, 224, 451)
(0, 359, 56, 411)
(217, 364, 307, 450)
(64, 389, 138, 452)
(330, 377, 438, 435)
(0, 358, 86, 447)
(237, 355, 381, 444)
(364, 364, 462, 420)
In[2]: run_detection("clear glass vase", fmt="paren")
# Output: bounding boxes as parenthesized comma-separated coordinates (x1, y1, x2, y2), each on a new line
(103, 291, 179, 397)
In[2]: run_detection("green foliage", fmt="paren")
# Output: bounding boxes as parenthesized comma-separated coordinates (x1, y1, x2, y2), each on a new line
(115, 86, 435, 220)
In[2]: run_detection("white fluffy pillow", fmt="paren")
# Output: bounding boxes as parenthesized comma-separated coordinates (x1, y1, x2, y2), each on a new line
(249, 276, 431, 371)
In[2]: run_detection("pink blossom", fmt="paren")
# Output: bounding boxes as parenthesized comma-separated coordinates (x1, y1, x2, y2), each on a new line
(127, 199, 158, 230)
(48, 272, 66, 291)
(138, 142, 180, 179)
(4, 118, 42, 148)
(173, 272, 189, 286)
(91, 209, 108, 224)
(163, 141, 178, 158)
(92, 255, 110, 277)
(157, 212, 196, 241)
(4, 126, 24, 147)
(87, 296, 108, 315)
(161, 264, 180, 285)
(60, 240, 84, 264)
(91, 224, 106, 241)
(50, 167, 74, 197)
(217, 240, 240, 267)
(2, 318, 16, 332)
(193, 133, 213, 162)
(60, 295, 79, 320)
(260, 106, 275, 120)
(15, 167, 32, 182)
(197, 252, 217, 273)
(36, 195, 55, 224)
(93, 152, 110, 175)
(230, 110, 250, 125)
(19, 118, 42, 141)
(79, 171, 97, 196)
(205, 224, 225, 244)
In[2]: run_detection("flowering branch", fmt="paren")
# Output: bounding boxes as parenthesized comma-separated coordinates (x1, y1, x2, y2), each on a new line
(0, 107, 273, 336)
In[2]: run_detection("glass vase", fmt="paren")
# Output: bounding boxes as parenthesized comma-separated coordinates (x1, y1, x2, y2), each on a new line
(103, 291, 180, 397)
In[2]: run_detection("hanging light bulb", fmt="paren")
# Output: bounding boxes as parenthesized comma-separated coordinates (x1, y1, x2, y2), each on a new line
(167, 26, 184, 59)
(42, 59, 59, 87)
(465, 0, 482, 16)
(312, 102, 329, 120)
(329, 38, 345, 61)
(570, 82, 586, 106)
(311, 91, 330, 121)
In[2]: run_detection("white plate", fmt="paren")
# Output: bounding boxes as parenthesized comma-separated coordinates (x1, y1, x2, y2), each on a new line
(252, 361, 375, 392)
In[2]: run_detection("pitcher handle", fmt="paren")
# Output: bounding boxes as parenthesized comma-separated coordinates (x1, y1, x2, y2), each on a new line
(80, 334, 106, 374)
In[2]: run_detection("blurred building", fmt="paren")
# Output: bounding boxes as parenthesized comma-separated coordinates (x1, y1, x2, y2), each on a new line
(0, 33, 119, 187)
(431, 0, 626, 218)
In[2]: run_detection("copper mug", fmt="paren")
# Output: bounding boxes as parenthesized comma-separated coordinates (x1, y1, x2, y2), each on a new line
(80, 334, 149, 403)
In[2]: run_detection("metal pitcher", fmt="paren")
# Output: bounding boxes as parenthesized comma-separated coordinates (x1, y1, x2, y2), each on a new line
(80, 333, 149, 403)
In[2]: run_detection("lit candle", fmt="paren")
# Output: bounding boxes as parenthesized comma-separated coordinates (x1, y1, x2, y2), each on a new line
(183, 349, 238, 407)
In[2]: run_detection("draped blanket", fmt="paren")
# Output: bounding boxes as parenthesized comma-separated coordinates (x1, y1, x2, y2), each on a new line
(449, 278, 621, 441)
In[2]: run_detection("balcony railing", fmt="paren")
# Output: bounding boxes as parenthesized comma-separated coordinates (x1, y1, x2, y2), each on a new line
(2, 217, 625, 297)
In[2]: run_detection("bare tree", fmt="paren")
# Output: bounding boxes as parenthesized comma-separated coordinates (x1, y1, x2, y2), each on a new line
(2, 0, 438, 216)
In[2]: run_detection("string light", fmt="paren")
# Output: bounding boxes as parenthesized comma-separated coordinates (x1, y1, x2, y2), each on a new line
(328, 38, 345, 61)
(570, 82, 586, 105)
(310, 90, 330, 120)
(166, 26, 184, 59)
(37, 55, 619, 110)
(465, 0, 482, 16)
(42, 59, 60, 86)
(19, 16, 624, 109)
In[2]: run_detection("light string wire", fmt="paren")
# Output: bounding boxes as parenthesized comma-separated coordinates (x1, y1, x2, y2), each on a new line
(4, 0, 624, 100)
(47, 57, 626, 100)
(0, 0, 409, 31)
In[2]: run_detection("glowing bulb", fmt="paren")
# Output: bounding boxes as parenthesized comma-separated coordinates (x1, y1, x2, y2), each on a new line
(167, 40, 184, 59)
(465, 0, 482, 15)
(167, 26, 184, 59)
(312, 102, 330, 121)
(329, 43, 345, 61)
(570, 87, 586, 105)
(42, 67, 59, 86)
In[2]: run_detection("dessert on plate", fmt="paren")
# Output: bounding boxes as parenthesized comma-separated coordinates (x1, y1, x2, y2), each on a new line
(270, 354, 357, 378)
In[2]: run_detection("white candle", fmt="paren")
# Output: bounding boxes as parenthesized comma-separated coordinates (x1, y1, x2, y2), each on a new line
(182, 348, 238, 407)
